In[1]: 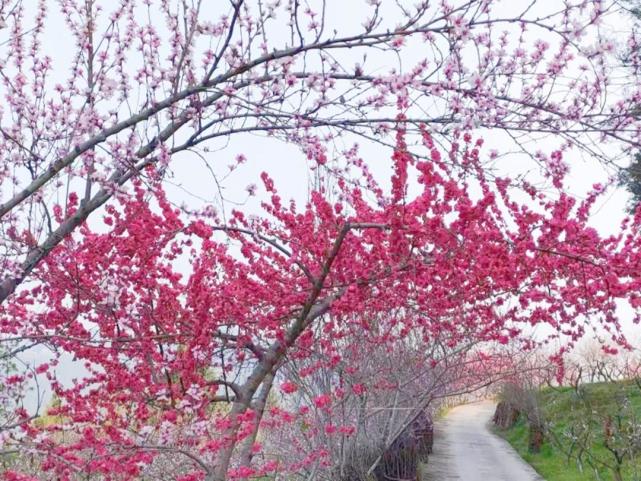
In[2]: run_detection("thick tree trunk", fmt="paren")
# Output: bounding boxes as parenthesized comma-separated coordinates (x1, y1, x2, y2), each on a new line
(238, 371, 275, 467)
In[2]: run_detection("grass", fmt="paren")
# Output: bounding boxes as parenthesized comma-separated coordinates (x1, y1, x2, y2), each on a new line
(495, 381, 641, 481)
(499, 413, 590, 481)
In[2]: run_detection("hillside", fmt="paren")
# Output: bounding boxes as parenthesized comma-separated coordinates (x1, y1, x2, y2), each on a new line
(496, 381, 641, 481)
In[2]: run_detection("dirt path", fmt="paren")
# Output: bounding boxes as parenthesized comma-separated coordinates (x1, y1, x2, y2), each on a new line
(422, 400, 544, 481)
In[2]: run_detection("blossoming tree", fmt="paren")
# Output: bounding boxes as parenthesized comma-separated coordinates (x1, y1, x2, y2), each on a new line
(1, 126, 641, 479)
(2, 1, 641, 480)
(1, 0, 640, 303)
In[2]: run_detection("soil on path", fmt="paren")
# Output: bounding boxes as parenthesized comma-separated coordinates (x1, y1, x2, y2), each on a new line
(422, 400, 544, 481)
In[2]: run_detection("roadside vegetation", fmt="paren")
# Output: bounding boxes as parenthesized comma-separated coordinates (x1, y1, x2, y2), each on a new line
(497, 381, 641, 481)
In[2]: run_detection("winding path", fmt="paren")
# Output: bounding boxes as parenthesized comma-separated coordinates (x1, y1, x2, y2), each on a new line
(422, 400, 544, 481)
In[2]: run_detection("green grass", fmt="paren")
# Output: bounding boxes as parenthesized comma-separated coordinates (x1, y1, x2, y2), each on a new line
(498, 414, 590, 481)
(496, 381, 641, 481)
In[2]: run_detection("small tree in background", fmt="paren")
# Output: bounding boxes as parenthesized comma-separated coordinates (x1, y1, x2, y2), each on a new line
(619, 153, 641, 213)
